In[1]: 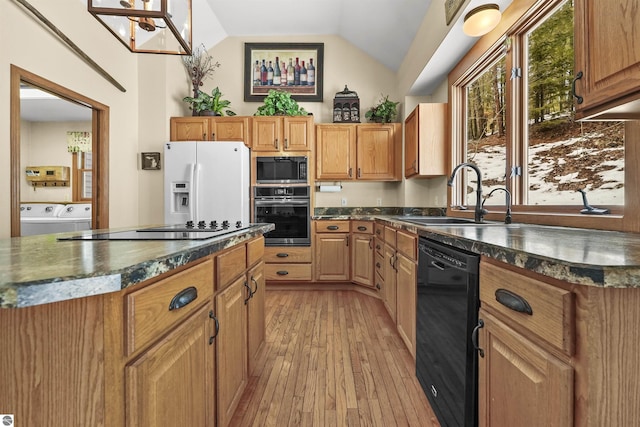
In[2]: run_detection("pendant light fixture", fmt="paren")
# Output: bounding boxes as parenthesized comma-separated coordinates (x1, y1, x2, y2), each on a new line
(462, 4, 501, 37)
(88, 0, 192, 55)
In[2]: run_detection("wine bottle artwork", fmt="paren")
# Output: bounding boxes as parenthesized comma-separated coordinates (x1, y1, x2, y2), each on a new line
(245, 43, 323, 101)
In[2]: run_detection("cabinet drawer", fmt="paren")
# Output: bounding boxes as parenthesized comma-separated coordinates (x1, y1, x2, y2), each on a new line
(314, 220, 349, 233)
(375, 251, 384, 276)
(351, 220, 374, 234)
(216, 244, 247, 291)
(374, 222, 385, 240)
(384, 226, 397, 247)
(125, 259, 214, 356)
(247, 236, 264, 268)
(396, 231, 417, 260)
(264, 246, 312, 263)
(265, 263, 312, 281)
(480, 261, 574, 355)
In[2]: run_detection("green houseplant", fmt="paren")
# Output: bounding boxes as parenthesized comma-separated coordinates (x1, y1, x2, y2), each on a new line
(183, 87, 236, 116)
(254, 90, 308, 116)
(365, 94, 399, 123)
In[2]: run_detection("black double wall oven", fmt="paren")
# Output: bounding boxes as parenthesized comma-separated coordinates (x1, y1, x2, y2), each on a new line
(253, 156, 310, 246)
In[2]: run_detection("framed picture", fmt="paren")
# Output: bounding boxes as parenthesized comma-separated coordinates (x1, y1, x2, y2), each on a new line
(244, 42, 324, 102)
(141, 152, 161, 170)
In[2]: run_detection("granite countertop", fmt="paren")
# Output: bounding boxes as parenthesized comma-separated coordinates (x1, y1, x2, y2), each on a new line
(376, 217, 640, 289)
(0, 224, 274, 308)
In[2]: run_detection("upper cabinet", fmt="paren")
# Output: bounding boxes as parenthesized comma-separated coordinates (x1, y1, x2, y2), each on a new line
(574, 0, 640, 120)
(170, 116, 250, 143)
(404, 104, 447, 178)
(316, 123, 401, 181)
(251, 116, 314, 152)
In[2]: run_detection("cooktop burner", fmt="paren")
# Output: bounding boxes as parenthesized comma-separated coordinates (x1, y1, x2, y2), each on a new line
(143, 220, 245, 233)
(57, 222, 252, 241)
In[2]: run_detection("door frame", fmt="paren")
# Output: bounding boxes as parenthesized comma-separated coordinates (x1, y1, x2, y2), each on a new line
(10, 64, 110, 236)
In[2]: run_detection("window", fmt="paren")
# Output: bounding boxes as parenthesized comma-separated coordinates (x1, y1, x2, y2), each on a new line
(73, 151, 92, 201)
(452, 0, 624, 217)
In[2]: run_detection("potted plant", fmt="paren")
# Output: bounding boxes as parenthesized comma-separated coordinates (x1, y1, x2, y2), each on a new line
(254, 90, 308, 116)
(365, 94, 399, 123)
(182, 87, 236, 116)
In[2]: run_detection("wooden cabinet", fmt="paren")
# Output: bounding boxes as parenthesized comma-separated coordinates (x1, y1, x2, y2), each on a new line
(264, 246, 313, 282)
(247, 261, 265, 375)
(478, 309, 573, 427)
(383, 242, 397, 322)
(404, 103, 447, 178)
(315, 123, 402, 181)
(125, 304, 215, 427)
(314, 220, 350, 281)
(351, 220, 374, 288)
(395, 251, 417, 358)
(251, 116, 314, 152)
(170, 116, 250, 143)
(478, 260, 574, 427)
(574, 0, 640, 120)
(215, 274, 249, 427)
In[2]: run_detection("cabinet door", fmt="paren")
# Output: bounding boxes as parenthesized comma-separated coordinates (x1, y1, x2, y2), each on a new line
(170, 117, 209, 141)
(283, 116, 313, 151)
(356, 124, 400, 180)
(126, 304, 215, 427)
(383, 244, 397, 322)
(351, 233, 374, 287)
(252, 117, 281, 151)
(211, 117, 250, 142)
(478, 310, 573, 427)
(396, 253, 416, 358)
(314, 233, 350, 281)
(247, 262, 265, 375)
(404, 104, 447, 178)
(216, 276, 249, 427)
(575, 0, 640, 119)
(316, 124, 356, 180)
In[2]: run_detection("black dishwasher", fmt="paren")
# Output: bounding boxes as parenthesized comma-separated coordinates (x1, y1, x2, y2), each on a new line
(416, 237, 479, 427)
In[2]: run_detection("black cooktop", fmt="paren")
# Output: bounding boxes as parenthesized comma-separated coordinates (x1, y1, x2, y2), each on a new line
(58, 223, 252, 241)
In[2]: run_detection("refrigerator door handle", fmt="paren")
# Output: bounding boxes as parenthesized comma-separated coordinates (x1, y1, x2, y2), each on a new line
(190, 163, 198, 221)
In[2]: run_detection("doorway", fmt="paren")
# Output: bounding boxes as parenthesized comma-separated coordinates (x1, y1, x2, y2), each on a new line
(10, 65, 109, 237)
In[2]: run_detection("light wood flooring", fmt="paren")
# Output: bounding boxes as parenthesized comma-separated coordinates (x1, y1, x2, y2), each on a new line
(230, 289, 440, 426)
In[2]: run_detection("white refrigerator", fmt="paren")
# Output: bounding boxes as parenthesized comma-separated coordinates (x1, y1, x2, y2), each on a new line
(164, 141, 250, 226)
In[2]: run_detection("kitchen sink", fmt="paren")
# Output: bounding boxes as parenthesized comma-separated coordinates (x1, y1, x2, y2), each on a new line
(392, 216, 509, 226)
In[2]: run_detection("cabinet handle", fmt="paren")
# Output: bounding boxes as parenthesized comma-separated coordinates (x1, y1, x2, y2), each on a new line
(202, 133, 206, 140)
(244, 280, 252, 304)
(376, 283, 381, 290)
(472, 319, 485, 358)
(168, 286, 198, 311)
(251, 275, 259, 296)
(209, 310, 219, 344)
(211, 132, 216, 141)
(348, 167, 353, 178)
(369, 237, 373, 249)
(327, 225, 339, 230)
(275, 138, 279, 149)
(495, 289, 533, 315)
(412, 160, 417, 172)
(276, 252, 289, 258)
(357, 226, 367, 231)
(285, 138, 289, 149)
(276, 270, 289, 276)
(376, 229, 381, 236)
(357, 167, 361, 178)
(572, 71, 584, 105)
(346, 235, 349, 247)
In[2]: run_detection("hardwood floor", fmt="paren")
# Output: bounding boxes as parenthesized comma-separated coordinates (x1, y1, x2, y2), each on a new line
(230, 289, 440, 426)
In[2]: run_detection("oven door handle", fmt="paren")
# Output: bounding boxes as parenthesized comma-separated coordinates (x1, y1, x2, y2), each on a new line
(254, 199, 310, 205)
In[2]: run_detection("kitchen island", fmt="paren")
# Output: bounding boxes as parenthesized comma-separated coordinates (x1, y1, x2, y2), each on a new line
(0, 224, 272, 427)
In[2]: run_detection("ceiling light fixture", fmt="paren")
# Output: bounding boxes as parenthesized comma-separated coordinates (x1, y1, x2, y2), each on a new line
(88, 0, 192, 55)
(462, 4, 501, 37)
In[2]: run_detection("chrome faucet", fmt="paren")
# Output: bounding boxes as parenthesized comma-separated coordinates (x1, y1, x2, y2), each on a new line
(482, 188, 512, 224)
(448, 162, 487, 223)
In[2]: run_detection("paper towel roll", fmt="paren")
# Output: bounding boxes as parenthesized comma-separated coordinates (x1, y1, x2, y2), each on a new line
(318, 185, 342, 192)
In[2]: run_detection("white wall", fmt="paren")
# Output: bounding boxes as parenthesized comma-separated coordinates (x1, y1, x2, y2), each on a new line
(1, 0, 141, 237)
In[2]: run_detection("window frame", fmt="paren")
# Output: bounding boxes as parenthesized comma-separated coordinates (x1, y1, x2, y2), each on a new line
(448, 0, 631, 231)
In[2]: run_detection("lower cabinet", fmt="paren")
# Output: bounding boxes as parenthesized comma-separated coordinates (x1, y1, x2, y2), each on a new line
(216, 274, 249, 427)
(395, 252, 417, 358)
(247, 261, 265, 374)
(351, 220, 375, 288)
(382, 242, 397, 322)
(478, 309, 573, 427)
(264, 246, 312, 282)
(125, 304, 215, 427)
(314, 220, 350, 281)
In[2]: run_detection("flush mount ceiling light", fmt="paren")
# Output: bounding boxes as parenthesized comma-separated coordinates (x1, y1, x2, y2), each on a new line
(88, 0, 192, 55)
(463, 4, 501, 37)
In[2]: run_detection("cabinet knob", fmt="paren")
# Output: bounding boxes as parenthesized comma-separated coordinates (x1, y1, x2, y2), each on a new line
(211, 132, 216, 140)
